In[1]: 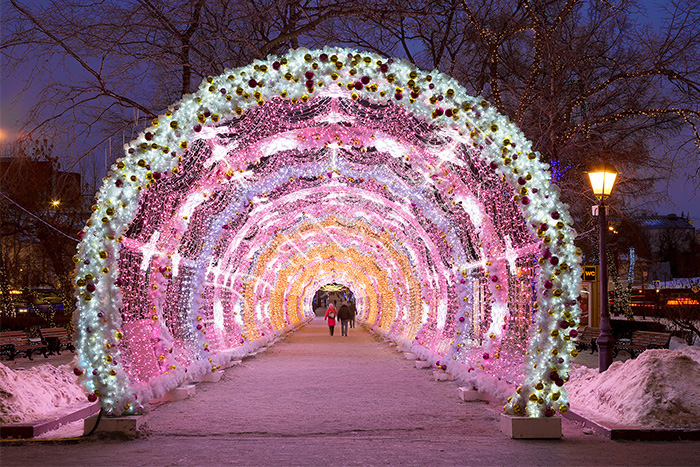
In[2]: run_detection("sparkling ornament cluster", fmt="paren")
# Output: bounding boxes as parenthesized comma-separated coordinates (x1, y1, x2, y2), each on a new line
(72, 47, 582, 417)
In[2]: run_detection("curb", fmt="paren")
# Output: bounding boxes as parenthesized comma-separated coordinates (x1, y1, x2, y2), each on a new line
(563, 410, 700, 441)
(1, 402, 100, 439)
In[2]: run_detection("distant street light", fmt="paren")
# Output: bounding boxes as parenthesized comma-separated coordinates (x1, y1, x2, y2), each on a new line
(51, 199, 61, 207)
(587, 163, 618, 372)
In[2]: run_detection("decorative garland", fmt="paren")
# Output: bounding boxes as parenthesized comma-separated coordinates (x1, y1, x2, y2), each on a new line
(72, 47, 582, 418)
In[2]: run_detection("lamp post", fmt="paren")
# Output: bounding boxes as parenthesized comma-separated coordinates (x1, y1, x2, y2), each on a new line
(587, 163, 618, 372)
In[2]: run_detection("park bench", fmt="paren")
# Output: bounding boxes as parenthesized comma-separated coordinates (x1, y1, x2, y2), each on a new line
(40, 327, 75, 355)
(614, 330, 672, 358)
(0, 331, 49, 361)
(575, 326, 600, 354)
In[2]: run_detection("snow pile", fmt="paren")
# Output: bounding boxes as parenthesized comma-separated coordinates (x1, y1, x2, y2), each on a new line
(566, 347, 700, 428)
(0, 362, 86, 424)
(676, 344, 700, 363)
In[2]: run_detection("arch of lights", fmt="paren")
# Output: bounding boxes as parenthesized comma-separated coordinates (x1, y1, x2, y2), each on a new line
(72, 48, 583, 418)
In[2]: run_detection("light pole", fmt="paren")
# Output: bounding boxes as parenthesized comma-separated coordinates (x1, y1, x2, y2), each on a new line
(587, 163, 618, 372)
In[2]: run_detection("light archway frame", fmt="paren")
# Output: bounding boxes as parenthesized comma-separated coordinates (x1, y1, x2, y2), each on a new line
(73, 48, 582, 418)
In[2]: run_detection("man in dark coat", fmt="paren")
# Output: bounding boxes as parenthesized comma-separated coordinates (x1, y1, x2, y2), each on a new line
(337, 301, 352, 336)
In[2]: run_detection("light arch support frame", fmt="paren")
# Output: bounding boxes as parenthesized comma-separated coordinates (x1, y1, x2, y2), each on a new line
(73, 48, 582, 418)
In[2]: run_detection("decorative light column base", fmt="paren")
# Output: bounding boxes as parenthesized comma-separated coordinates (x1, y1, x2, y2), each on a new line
(190, 369, 224, 383)
(202, 370, 224, 382)
(432, 370, 455, 381)
(84, 415, 146, 438)
(458, 386, 484, 402)
(163, 384, 196, 402)
(500, 413, 562, 439)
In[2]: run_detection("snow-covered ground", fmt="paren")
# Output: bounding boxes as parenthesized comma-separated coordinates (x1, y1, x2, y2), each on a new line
(0, 362, 86, 424)
(566, 345, 700, 428)
(3, 342, 700, 433)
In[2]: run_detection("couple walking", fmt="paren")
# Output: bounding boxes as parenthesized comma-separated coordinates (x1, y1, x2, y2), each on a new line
(324, 301, 355, 336)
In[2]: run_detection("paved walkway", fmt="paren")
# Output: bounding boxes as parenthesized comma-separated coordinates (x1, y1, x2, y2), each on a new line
(3, 318, 700, 466)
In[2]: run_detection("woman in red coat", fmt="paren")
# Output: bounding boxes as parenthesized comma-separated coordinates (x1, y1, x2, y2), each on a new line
(324, 303, 337, 336)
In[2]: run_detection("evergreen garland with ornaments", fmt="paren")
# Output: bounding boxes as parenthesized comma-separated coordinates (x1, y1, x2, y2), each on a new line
(72, 47, 582, 418)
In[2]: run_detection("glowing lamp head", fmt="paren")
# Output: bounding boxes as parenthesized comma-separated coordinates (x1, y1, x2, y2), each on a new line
(587, 163, 618, 200)
(51, 199, 61, 207)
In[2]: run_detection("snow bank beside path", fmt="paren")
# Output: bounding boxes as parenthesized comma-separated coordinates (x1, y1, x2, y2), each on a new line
(566, 347, 700, 428)
(0, 362, 86, 424)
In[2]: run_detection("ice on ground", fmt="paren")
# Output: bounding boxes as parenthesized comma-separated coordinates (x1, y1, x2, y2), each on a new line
(0, 362, 86, 424)
(566, 347, 700, 428)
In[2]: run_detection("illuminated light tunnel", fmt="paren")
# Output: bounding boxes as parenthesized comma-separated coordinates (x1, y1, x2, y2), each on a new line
(73, 48, 583, 418)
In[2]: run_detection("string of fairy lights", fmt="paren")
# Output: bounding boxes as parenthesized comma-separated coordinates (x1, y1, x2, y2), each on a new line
(72, 47, 582, 419)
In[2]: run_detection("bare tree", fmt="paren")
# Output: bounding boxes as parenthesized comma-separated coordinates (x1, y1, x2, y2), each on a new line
(1, 0, 699, 235)
(657, 220, 700, 277)
(655, 289, 700, 345)
(345, 1, 699, 212)
(0, 137, 89, 319)
(1, 1, 390, 170)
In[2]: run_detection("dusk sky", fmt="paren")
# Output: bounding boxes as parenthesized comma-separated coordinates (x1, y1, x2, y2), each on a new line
(1, 0, 697, 225)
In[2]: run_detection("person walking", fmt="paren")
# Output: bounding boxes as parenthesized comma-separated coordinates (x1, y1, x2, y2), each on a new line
(325, 302, 337, 336)
(349, 300, 356, 328)
(338, 301, 352, 336)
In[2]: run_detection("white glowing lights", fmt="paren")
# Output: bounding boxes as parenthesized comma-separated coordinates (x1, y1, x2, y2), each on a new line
(73, 48, 581, 419)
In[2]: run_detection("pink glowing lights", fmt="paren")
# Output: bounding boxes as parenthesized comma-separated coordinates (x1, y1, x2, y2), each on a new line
(73, 48, 582, 418)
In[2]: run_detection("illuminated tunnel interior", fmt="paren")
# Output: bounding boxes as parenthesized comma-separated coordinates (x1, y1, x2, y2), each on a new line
(313, 285, 356, 317)
(73, 48, 583, 419)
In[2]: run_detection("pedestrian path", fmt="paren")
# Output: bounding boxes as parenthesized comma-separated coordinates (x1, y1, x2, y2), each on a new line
(3, 318, 700, 466)
(147, 317, 498, 440)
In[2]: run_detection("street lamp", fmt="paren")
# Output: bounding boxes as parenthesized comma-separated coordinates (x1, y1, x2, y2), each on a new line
(587, 163, 618, 372)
